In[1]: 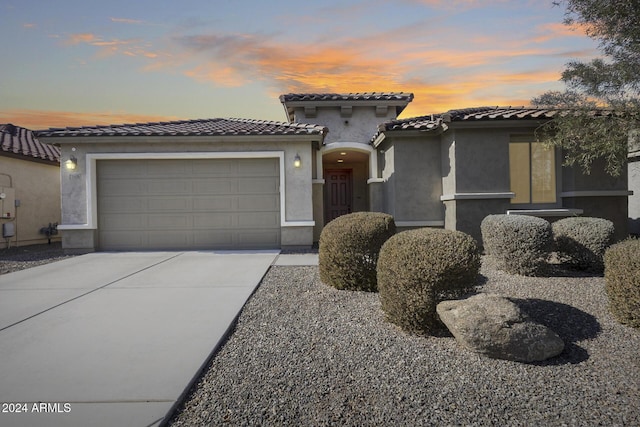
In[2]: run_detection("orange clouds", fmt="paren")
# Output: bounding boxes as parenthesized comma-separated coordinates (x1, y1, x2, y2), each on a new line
(62, 32, 162, 60)
(0, 109, 182, 131)
(171, 28, 569, 116)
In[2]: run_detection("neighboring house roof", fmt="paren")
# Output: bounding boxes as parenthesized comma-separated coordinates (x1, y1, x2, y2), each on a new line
(280, 92, 414, 122)
(0, 123, 60, 164)
(35, 118, 328, 138)
(379, 106, 617, 133)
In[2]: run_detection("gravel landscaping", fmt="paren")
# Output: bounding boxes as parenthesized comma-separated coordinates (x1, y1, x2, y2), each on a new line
(2, 245, 638, 426)
(168, 257, 640, 427)
(0, 242, 74, 275)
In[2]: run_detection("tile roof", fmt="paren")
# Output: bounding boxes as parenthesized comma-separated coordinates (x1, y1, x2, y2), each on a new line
(0, 124, 60, 163)
(35, 118, 328, 138)
(280, 92, 414, 103)
(379, 106, 616, 132)
(280, 92, 414, 122)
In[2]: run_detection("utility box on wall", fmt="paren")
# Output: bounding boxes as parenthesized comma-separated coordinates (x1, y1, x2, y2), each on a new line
(0, 187, 16, 219)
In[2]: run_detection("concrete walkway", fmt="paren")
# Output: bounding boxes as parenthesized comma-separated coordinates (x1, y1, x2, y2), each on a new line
(0, 250, 279, 427)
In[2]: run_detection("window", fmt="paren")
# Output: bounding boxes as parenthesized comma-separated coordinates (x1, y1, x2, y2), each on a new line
(509, 138, 556, 204)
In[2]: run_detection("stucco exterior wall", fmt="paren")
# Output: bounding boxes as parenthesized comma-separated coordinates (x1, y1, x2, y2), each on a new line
(294, 106, 398, 145)
(561, 159, 630, 239)
(54, 137, 316, 250)
(445, 198, 510, 245)
(0, 156, 61, 248)
(392, 136, 443, 222)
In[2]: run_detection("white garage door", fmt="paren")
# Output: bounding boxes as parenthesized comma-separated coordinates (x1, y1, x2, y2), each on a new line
(97, 158, 280, 250)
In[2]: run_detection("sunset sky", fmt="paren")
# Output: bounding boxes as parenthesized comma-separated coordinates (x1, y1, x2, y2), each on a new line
(0, 0, 598, 130)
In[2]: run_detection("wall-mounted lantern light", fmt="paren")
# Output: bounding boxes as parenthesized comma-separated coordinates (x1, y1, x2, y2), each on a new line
(65, 156, 77, 171)
(293, 153, 302, 168)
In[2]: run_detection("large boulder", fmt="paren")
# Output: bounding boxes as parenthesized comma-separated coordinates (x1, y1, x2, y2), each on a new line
(436, 293, 564, 363)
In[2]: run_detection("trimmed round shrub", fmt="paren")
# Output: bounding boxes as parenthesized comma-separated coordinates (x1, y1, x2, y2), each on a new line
(605, 238, 640, 329)
(553, 217, 615, 272)
(319, 212, 396, 292)
(481, 214, 552, 276)
(377, 228, 480, 335)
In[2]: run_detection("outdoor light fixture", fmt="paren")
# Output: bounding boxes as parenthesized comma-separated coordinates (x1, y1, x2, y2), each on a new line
(294, 153, 302, 168)
(65, 156, 77, 171)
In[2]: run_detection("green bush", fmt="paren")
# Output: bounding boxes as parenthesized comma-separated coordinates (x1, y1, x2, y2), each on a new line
(553, 217, 615, 272)
(481, 214, 552, 276)
(377, 228, 480, 335)
(319, 212, 396, 292)
(605, 238, 640, 329)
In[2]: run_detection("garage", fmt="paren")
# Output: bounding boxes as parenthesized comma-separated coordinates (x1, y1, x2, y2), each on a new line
(96, 158, 280, 250)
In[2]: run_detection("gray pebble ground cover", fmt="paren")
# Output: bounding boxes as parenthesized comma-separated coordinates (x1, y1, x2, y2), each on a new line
(2, 246, 638, 426)
(169, 257, 640, 427)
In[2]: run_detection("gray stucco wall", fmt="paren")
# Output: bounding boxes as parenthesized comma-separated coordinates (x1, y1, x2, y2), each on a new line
(294, 106, 399, 145)
(392, 136, 443, 222)
(562, 158, 628, 192)
(445, 198, 511, 245)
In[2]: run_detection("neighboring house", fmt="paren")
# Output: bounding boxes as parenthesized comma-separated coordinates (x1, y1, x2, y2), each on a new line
(629, 130, 640, 235)
(36, 93, 632, 252)
(0, 124, 61, 248)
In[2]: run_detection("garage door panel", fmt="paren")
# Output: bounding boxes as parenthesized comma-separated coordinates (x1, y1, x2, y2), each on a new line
(100, 197, 146, 213)
(192, 196, 235, 211)
(99, 180, 147, 196)
(147, 197, 193, 211)
(237, 230, 280, 247)
(193, 231, 234, 246)
(99, 161, 147, 178)
(147, 214, 191, 229)
(238, 177, 279, 194)
(238, 158, 279, 175)
(147, 180, 193, 194)
(191, 159, 234, 175)
(146, 160, 189, 177)
(99, 231, 145, 248)
(97, 158, 280, 250)
(237, 212, 280, 227)
(147, 231, 191, 248)
(192, 213, 234, 228)
(101, 214, 147, 230)
(192, 179, 236, 194)
(237, 195, 279, 211)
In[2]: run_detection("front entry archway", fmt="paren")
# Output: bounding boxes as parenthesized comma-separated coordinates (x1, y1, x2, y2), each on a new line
(320, 143, 373, 225)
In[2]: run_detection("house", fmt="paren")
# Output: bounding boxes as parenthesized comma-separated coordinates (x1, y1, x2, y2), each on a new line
(0, 124, 61, 248)
(36, 93, 632, 252)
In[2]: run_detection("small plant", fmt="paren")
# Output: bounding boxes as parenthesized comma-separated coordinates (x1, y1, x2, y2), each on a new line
(377, 228, 480, 335)
(553, 217, 615, 272)
(605, 238, 640, 329)
(319, 212, 396, 292)
(481, 214, 552, 276)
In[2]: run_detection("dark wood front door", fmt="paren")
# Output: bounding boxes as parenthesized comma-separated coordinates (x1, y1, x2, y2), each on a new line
(325, 169, 352, 223)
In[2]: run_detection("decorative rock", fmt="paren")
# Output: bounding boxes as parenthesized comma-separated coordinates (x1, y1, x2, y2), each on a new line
(436, 293, 564, 363)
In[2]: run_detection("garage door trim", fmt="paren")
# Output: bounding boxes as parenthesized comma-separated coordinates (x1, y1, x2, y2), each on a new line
(58, 151, 314, 231)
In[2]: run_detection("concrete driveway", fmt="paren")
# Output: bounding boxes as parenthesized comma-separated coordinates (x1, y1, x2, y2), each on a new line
(0, 250, 279, 427)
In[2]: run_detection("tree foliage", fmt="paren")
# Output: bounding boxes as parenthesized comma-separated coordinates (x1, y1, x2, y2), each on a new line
(532, 0, 640, 176)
